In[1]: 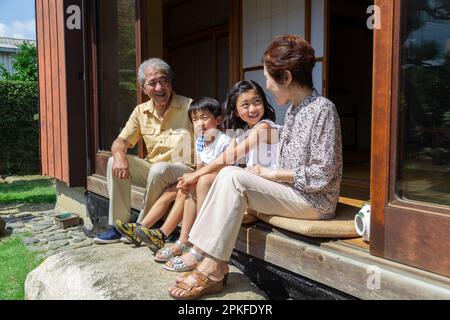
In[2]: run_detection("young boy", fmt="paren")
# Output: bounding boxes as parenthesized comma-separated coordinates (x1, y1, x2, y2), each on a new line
(114, 97, 231, 261)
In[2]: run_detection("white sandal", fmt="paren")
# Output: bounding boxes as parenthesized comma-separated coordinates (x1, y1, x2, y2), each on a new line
(154, 240, 190, 263)
(163, 247, 204, 272)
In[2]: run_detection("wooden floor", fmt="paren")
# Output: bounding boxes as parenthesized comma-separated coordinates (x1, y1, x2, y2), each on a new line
(341, 237, 370, 251)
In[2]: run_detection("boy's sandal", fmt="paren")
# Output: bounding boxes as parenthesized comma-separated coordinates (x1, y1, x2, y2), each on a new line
(168, 270, 228, 300)
(114, 220, 142, 247)
(163, 247, 204, 272)
(154, 240, 190, 263)
(137, 226, 165, 254)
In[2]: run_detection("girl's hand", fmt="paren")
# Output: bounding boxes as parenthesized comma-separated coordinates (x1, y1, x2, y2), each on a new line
(246, 165, 278, 182)
(176, 177, 188, 193)
(177, 172, 199, 189)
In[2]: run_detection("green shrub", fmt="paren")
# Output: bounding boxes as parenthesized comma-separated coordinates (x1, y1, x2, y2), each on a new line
(0, 81, 40, 175)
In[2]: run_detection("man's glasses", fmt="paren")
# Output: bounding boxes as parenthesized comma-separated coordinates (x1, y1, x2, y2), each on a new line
(144, 77, 171, 88)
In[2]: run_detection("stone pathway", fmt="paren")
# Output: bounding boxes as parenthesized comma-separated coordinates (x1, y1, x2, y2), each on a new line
(2, 208, 93, 259)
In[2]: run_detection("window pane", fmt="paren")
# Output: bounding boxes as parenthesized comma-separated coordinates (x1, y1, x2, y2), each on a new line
(397, 1, 450, 206)
(97, 0, 137, 154)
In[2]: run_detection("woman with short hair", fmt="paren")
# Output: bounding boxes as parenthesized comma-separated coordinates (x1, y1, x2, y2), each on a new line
(168, 34, 343, 300)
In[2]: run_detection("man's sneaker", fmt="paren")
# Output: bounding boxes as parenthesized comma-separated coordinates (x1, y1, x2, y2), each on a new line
(93, 227, 121, 244)
(136, 226, 166, 254)
(114, 220, 141, 247)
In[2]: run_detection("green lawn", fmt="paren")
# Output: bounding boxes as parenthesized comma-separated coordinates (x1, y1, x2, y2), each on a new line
(0, 235, 44, 300)
(0, 179, 56, 204)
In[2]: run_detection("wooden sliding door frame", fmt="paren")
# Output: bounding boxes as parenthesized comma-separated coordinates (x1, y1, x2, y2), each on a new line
(370, 0, 394, 259)
(87, 0, 148, 177)
(229, 0, 242, 85)
(136, 0, 149, 159)
(371, 0, 450, 277)
(85, 0, 99, 177)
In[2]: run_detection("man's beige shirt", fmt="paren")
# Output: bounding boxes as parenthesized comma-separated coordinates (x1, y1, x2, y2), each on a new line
(118, 93, 194, 164)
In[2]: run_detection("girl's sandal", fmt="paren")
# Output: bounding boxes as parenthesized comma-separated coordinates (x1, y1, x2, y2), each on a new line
(163, 247, 204, 272)
(154, 240, 190, 263)
(168, 270, 228, 300)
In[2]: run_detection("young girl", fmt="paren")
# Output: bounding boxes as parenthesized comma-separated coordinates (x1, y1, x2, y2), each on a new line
(114, 97, 231, 253)
(164, 80, 281, 272)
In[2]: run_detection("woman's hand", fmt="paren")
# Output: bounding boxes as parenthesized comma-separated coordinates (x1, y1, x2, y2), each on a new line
(177, 172, 199, 190)
(246, 165, 278, 182)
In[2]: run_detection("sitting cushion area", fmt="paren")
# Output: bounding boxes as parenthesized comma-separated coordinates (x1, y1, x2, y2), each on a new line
(245, 201, 360, 238)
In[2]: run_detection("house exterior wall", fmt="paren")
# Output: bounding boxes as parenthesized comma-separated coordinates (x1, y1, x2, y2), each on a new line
(0, 37, 36, 75)
(0, 50, 18, 74)
(36, 0, 87, 187)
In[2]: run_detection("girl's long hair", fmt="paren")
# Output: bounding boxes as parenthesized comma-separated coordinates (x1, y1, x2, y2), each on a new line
(223, 80, 276, 130)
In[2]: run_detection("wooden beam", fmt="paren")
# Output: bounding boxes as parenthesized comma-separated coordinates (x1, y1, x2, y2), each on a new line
(305, 0, 311, 43)
(229, 0, 242, 85)
(136, 0, 149, 159)
(87, 174, 146, 212)
(36, 0, 48, 177)
(370, 0, 394, 258)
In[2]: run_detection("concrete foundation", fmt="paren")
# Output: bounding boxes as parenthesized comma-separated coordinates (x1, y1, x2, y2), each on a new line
(55, 179, 87, 219)
(230, 251, 356, 300)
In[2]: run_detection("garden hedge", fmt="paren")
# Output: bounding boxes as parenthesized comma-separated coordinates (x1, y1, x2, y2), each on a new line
(0, 81, 40, 175)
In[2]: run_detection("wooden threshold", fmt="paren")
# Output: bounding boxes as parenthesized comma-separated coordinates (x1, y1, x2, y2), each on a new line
(85, 174, 450, 299)
(340, 237, 370, 251)
(87, 174, 146, 211)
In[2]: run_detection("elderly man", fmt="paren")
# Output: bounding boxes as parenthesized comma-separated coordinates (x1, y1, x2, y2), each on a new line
(94, 58, 194, 244)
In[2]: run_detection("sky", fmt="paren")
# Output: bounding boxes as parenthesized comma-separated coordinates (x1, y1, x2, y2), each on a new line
(0, 0, 36, 40)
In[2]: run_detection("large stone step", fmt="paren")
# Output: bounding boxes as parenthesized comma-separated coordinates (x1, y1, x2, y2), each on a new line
(25, 243, 267, 300)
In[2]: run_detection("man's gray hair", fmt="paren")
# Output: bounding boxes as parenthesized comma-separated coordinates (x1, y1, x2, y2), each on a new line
(138, 58, 174, 86)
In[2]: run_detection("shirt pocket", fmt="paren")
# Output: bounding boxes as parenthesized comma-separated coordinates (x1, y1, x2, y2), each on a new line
(141, 127, 155, 135)
(141, 127, 157, 152)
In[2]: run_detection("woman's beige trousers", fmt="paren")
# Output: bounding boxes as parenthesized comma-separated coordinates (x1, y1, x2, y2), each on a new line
(189, 166, 320, 261)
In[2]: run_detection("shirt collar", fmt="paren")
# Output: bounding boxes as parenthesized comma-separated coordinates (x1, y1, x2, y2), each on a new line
(288, 89, 320, 115)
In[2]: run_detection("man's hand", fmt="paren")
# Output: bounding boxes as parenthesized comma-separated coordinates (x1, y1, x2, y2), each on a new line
(111, 137, 131, 179)
(246, 165, 278, 182)
(112, 155, 131, 179)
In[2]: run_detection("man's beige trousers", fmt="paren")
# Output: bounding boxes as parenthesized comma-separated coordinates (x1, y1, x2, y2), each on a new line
(106, 156, 193, 225)
(189, 166, 320, 261)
